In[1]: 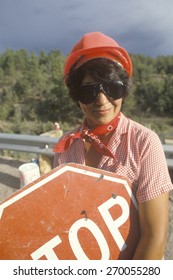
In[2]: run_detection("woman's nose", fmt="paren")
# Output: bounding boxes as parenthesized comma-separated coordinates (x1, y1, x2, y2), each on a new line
(95, 91, 109, 104)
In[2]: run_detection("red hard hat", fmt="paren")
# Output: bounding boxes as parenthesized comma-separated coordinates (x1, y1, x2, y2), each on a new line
(64, 32, 132, 79)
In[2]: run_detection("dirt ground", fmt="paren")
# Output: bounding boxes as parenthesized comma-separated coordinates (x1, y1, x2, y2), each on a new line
(0, 156, 26, 200)
(0, 156, 172, 259)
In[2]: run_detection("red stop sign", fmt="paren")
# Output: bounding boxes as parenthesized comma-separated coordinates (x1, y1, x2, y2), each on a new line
(0, 163, 140, 260)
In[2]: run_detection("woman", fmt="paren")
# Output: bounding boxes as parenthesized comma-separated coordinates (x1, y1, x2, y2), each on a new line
(53, 32, 173, 259)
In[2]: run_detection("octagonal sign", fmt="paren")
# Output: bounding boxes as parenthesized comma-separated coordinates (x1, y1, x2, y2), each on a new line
(0, 163, 140, 260)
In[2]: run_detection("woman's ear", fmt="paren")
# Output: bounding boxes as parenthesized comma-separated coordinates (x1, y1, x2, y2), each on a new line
(77, 102, 81, 109)
(73, 99, 84, 113)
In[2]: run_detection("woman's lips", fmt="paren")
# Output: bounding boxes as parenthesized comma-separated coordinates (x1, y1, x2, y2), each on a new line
(94, 108, 111, 115)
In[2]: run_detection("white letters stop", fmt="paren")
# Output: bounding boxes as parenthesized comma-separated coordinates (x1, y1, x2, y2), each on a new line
(31, 196, 129, 260)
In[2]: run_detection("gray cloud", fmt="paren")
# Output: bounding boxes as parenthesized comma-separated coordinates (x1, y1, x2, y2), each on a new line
(0, 0, 172, 56)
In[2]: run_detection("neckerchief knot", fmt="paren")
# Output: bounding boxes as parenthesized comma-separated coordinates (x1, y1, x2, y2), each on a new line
(53, 112, 121, 159)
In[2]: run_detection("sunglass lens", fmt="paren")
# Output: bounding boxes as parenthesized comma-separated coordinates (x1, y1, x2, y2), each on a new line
(78, 84, 98, 104)
(106, 81, 125, 100)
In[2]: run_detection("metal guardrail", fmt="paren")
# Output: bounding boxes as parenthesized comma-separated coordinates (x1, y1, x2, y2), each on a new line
(0, 133, 58, 156)
(163, 144, 173, 169)
(0, 133, 173, 168)
(163, 144, 173, 155)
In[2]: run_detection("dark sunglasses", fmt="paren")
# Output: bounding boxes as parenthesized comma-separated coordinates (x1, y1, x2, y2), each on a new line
(77, 81, 126, 104)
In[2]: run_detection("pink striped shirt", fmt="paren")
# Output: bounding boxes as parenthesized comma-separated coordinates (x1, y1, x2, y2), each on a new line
(54, 113, 173, 203)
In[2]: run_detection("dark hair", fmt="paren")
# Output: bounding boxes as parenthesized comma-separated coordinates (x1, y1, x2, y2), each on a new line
(65, 58, 132, 103)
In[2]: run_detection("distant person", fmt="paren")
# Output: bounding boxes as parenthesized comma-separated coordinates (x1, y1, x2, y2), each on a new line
(53, 32, 173, 259)
(54, 122, 60, 131)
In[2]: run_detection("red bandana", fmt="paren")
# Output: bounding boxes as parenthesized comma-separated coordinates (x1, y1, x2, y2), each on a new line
(53, 112, 121, 159)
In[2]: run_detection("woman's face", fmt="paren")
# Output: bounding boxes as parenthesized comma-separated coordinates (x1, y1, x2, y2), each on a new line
(79, 74, 123, 128)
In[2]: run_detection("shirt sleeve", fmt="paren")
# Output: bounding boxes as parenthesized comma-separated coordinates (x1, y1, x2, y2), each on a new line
(136, 131, 173, 203)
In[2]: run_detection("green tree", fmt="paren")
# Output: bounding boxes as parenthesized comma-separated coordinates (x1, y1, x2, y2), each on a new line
(158, 76, 173, 115)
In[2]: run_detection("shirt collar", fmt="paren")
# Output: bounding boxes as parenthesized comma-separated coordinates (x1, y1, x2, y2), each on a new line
(116, 112, 128, 135)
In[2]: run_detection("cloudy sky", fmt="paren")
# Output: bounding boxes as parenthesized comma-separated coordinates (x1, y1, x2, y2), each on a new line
(0, 0, 173, 57)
